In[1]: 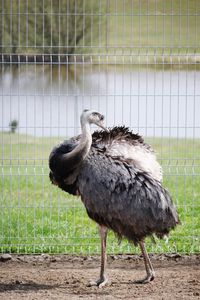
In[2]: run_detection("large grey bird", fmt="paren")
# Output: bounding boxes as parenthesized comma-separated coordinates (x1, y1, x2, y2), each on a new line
(49, 109, 179, 287)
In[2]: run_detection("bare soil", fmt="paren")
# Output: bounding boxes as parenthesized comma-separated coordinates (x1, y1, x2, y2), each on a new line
(0, 254, 199, 300)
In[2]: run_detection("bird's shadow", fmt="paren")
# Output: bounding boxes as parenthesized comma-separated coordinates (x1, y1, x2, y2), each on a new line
(0, 282, 57, 293)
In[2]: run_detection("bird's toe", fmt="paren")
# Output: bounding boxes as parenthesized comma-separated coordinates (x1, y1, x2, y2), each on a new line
(87, 276, 108, 288)
(134, 272, 155, 284)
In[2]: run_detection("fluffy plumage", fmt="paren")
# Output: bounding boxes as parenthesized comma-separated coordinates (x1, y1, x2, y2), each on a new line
(92, 126, 163, 181)
(49, 111, 179, 286)
(49, 126, 179, 243)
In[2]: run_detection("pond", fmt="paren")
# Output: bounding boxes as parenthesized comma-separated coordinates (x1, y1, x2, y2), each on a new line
(1, 64, 200, 138)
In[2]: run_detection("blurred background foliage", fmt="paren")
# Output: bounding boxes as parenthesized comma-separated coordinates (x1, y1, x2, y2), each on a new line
(0, 0, 107, 56)
(0, 0, 199, 57)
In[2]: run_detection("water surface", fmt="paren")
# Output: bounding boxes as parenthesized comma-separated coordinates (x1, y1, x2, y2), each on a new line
(1, 64, 199, 138)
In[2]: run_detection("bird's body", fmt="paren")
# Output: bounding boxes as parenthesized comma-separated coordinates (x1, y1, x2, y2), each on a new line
(79, 151, 176, 244)
(49, 110, 179, 286)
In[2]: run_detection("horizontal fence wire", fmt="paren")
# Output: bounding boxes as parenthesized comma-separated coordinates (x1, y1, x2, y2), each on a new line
(0, 0, 200, 254)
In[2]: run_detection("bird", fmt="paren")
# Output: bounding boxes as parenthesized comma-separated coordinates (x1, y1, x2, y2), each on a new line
(49, 109, 180, 287)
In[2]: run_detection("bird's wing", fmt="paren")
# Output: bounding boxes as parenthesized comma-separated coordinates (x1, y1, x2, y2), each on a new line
(49, 135, 81, 169)
(92, 127, 162, 182)
(78, 151, 179, 244)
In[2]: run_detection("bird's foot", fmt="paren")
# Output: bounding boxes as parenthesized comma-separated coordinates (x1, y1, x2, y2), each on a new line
(87, 276, 108, 288)
(134, 271, 155, 284)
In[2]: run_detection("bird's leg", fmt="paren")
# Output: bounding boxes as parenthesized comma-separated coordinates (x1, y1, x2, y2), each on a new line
(135, 241, 155, 284)
(88, 225, 108, 288)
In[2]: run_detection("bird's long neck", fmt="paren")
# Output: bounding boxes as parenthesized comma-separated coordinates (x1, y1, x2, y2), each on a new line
(62, 119, 92, 169)
(73, 120, 92, 161)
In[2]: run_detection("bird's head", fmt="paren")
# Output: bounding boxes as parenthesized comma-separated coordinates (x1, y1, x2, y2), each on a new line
(81, 109, 108, 132)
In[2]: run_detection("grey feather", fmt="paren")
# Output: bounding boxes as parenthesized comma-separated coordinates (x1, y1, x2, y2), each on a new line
(49, 125, 180, 245)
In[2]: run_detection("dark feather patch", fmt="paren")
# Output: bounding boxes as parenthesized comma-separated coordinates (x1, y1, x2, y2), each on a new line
(92, 126, 149, 148)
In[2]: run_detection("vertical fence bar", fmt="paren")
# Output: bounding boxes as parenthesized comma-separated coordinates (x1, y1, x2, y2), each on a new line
(0, 0, 199, 254)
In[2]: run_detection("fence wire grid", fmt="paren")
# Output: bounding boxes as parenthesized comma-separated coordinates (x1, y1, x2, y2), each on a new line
(0, 0, 200, 254)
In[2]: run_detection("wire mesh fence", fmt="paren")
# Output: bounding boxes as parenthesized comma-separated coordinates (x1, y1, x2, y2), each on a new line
(0, 0, 200, 254)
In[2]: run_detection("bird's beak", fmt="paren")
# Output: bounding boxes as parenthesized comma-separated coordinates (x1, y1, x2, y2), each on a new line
(97, 120, 109, 132)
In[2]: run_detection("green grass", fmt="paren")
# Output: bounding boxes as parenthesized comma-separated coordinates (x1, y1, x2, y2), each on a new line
(107, 0, 200, 48)
(92, 0, 200, 65)
(0, 132, 200, 254)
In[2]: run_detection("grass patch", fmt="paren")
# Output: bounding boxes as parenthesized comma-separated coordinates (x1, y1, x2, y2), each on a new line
(108, 0, 200, 47)
(0, 132, 200, 254)
(91, 0, 200, 65)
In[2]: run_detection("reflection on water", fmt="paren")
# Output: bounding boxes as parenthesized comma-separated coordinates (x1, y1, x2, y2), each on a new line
(0, 64, 200, 138)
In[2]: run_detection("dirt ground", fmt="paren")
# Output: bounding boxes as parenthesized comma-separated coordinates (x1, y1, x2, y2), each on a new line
(0, 254, 199, 300)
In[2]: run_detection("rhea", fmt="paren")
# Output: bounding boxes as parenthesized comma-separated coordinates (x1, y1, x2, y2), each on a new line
(49, 109, 179, 287)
